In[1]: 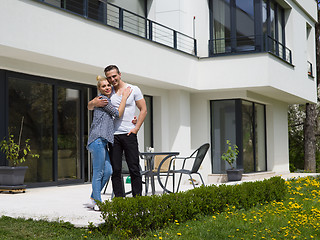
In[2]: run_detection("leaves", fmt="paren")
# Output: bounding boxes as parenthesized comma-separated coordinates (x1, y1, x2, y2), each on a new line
(0, 134, 39, 166)
(221, 140, 239, 168)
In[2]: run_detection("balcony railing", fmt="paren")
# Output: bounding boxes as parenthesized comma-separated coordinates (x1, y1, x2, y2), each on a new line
(209, 35, 292, 64)
(266, 36, 292, 64)
(35, 0, 197, 56)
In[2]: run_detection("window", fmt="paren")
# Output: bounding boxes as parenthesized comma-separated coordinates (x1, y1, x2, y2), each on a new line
(209, 0, 290, 63)
(210, 99, 266, 174)
(210, 0, 256, 54)
(144, 95, 153, 150)
(8, 77, 54, 182)
(2, 71, 93, 186)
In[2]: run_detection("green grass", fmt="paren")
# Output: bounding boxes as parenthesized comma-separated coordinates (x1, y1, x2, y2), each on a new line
(139, 176, 320, 239)
(0, 216, 107, 240)
(1, 176, 320, 239)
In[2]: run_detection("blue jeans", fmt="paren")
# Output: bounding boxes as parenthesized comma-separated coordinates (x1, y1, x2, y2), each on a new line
(88, 138, 112, 202)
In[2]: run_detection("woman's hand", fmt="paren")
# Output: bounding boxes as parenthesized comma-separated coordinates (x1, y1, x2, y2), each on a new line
(122, 86, 132, 99)
(132, 116, 137, 125)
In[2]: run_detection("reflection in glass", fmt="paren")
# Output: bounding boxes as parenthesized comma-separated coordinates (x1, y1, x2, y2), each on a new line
(242, 101, 254, 172)
(57, 87, 81, 181)
(235, 0, 255, 51)
(211, 100, 236, 173)
(144, 95, 153, 150)
(8, 78, 53, 182)
(211, 99, 266, 174)
(212, 0, 231, 53)
(255, 104, 266, 171)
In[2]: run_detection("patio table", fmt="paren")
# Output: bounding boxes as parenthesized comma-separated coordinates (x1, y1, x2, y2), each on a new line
(140, 152, 180, 195)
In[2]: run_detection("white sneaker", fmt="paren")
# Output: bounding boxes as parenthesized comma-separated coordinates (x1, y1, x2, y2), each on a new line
(84, 198, 96, 208)
(93, 205, 100, 211)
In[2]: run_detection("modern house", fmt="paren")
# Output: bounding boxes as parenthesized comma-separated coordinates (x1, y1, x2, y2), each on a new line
(0, 0, 317, 187)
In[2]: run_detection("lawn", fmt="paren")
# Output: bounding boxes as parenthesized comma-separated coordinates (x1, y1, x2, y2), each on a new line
(0, 176, 319, 239)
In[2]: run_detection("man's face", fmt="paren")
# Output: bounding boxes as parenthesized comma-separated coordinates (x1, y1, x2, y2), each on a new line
(105, 69, 121, 87)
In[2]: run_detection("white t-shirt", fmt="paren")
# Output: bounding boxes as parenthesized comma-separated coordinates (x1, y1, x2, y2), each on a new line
(110, 83, 144, 135)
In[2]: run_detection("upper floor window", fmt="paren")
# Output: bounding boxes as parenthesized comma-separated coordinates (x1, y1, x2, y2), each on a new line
(210, 0, 255, 54)
(209, 0, 291, 64)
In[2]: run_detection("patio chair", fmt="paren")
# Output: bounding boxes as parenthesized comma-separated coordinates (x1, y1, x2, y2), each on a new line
(157, 143, 210, 193)
(140, 154, 175, 195)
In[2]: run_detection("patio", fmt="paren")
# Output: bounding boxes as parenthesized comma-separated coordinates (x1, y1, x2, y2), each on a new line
(0, 172, 319, 228)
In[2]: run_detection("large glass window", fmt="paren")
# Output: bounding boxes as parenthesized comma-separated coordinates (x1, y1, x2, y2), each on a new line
(210, 99, 266, 174)
(235, 0, 255, 51)
(255, 103, 266, 171)
(8, 78, 53, 183)
(210, 0, 288, 61)
(210, 0, 255, 54)
(210, 100, 236, 173)
(212, 0, 231, 53)
(4, 71, 93, 186)
(242, 101, 254, 172)
(57, 87, 81, 181)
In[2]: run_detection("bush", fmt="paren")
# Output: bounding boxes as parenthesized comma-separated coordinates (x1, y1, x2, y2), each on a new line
(98, 176, 286, 238)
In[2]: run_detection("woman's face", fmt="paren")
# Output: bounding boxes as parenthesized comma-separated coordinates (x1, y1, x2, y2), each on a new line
(99, 80, 112, 96)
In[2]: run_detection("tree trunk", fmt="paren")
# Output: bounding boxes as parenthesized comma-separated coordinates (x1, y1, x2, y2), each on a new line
(304, 103, 316, 172)
(304, 6, 320, 172)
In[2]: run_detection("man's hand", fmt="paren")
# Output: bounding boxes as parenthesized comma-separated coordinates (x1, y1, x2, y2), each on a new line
(128, 127, 138, 136)
(88, 96, 108, 110)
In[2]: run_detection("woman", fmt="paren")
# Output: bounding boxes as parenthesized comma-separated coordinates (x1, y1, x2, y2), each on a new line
(86, 76, 131, 210)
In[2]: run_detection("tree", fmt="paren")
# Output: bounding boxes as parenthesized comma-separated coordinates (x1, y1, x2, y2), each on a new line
(289, 3, 319, 172)
(303, 2, 320, 172)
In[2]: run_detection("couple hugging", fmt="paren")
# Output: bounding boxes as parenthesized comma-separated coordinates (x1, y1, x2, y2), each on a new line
(86, 65, 147, 210)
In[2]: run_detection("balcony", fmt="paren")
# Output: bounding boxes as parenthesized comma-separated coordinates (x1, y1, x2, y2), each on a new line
(34, 0, 197, 56)
(208, 35, 292, 65)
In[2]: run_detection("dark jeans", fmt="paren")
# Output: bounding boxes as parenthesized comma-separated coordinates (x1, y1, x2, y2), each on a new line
(110, 133, 142, 197)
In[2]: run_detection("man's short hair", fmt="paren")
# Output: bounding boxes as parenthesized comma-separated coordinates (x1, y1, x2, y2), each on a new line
(104, 65, 120, 74)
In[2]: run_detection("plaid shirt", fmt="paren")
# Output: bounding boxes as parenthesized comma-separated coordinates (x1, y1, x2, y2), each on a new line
(87, 94, 119, 148)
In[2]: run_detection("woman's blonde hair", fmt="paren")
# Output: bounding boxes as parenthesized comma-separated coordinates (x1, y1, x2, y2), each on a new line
(96, 75, 107, 89)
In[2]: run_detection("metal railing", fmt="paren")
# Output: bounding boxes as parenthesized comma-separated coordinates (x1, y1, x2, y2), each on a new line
(266, 36, 292, 64)
(36, 0, 197, 56)
(209, 35, 292, 64)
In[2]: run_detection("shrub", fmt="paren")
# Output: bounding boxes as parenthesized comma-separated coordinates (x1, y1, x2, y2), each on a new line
(98, 176, 286, 238)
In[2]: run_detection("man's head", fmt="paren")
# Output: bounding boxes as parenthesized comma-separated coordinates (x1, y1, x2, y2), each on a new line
(104, 65, 121, 88)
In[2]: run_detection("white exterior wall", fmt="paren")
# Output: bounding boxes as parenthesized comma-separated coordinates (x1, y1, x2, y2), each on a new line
(0, 0, 317, 183)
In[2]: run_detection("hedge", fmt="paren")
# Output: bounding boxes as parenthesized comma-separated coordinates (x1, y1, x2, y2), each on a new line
(98, 176, 287, 237)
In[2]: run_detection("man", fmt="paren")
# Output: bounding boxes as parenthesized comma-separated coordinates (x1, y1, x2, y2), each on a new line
(88, 65, 147, 197)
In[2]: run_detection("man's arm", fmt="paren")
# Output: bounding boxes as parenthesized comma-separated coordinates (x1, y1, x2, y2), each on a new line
(87, 96, 108, 110)
(128, 98, 147, 135)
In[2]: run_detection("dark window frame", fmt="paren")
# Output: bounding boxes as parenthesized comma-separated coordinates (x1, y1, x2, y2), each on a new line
(209, 0, 290, 64)
(210, 98, 267, 174)
(0, 69, 94, 187)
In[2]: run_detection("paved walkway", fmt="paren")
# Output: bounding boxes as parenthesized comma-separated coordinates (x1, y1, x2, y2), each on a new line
(0, 172, 319, 228)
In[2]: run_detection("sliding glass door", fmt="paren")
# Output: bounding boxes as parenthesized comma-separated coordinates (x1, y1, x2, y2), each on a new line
(210, 99, 266, 173)
(5, 71, 93, 186)
(57, 87, 81, 181)
(8, 77, 54, 182)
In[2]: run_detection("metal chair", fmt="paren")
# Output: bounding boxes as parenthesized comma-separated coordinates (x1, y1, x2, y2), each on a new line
(140, 154, 175, 195)
(157, 143, 210, 193)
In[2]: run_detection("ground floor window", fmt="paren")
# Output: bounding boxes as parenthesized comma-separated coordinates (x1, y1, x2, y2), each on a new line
(143, 95, 153, 151)
(210, 99, 266, 174)
(1, 70, 93, 186)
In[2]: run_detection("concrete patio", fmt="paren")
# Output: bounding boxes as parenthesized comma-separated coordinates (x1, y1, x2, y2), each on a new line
(0, 172, 319, 228)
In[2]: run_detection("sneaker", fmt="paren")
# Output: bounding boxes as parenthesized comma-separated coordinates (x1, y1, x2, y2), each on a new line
(84, 198, 96, 208)
(93, 205, 100, 211)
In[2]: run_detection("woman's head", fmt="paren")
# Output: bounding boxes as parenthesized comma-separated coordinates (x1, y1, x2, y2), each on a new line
(96, 75, 112, 96)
